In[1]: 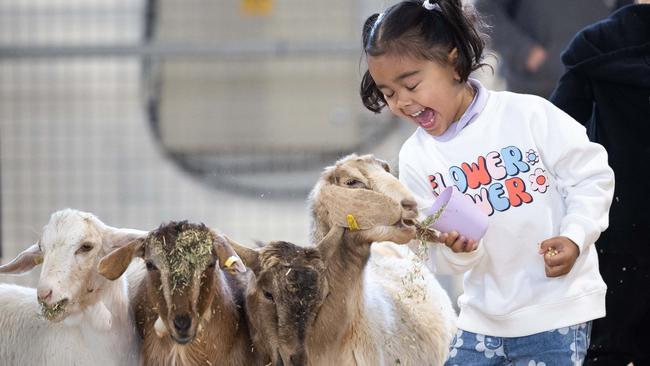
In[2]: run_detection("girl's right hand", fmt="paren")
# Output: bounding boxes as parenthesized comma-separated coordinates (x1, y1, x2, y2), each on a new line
(439, 231, 478, 253)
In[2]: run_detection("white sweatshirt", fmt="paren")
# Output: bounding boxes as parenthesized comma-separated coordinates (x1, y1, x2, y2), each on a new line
(399, 86, 615, 337)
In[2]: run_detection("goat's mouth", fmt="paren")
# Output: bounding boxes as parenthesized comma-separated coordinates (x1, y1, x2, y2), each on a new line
(171, 334, 194, 345)
(39, 298, 69, 321)
(170, 326, 197, 345)
(276, 349, 306, 366)
(397, 218, 417, 228)
(394, 217, 418, 242)
(275, 352, 285, 366)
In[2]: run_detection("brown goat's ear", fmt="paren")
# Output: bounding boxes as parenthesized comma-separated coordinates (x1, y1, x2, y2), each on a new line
(223, 236, 261, 274)
(316, 225, 345, 263)
(213, 234, 247, 274)
(98, 238, 145, 280)
(104, 228, 148, 251)
(0, 244, 43, 275)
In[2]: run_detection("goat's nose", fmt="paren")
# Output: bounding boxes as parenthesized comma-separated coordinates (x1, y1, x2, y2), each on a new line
(173, 314, 192, 332)
(37, 287, 52, 303)
(289, 353, 305, 366)
(401, 198, 418, 212)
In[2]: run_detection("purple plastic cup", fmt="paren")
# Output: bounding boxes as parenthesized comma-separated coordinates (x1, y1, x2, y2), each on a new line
(425, 186, 489, 242)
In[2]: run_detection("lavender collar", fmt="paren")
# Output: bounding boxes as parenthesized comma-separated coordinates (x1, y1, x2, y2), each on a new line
(432, 78, 488, 142)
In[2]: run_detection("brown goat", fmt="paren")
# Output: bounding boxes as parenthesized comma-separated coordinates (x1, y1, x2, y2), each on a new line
(225, 238, 330, 366)
(228, 154, 456, 366)
(98, 221, 268, 366)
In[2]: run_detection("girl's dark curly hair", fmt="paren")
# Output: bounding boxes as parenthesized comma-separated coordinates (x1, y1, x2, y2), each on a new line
(360, 0, 489, 113)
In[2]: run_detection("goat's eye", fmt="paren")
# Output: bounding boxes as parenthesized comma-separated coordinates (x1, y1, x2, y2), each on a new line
(344, 179, 365, 188)
(76, 243, 94, 254)
(207, 259, 216, 268)
(145, 260, 158, 271)
(262, 290, 274, 302)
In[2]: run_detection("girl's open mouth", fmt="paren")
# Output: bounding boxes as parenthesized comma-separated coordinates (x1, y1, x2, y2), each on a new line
(412, 107, 436, 130)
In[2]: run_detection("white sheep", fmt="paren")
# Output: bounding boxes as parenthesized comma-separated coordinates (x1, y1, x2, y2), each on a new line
(0, 209, 145, 365)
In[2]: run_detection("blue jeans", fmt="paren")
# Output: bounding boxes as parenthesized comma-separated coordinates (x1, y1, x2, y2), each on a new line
(445, 322, 592, 366)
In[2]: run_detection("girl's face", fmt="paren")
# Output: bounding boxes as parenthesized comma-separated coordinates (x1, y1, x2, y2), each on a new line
(367, 53, 472, 136)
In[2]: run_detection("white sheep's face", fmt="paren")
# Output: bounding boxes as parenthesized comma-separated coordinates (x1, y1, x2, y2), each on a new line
(35, 210, 114, 321)
(0, 209, 145, 323)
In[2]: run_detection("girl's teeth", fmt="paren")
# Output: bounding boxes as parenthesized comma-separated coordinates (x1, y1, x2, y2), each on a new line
(411, 110, 423, 117)
(414, 108, 435, 128)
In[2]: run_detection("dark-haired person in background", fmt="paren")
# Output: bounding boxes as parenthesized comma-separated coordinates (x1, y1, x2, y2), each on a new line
(476, 0, 632, 98)
(551, 1, 650, 364)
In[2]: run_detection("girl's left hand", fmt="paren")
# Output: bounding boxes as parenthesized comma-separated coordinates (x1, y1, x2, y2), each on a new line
(538, 236, 579, 277)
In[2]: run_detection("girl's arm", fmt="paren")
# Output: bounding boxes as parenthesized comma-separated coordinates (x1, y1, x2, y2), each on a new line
(535, 99, 615, 254)
(425, 241, 486, 275)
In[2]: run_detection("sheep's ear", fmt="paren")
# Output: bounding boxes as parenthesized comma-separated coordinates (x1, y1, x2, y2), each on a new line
(0, 244, 43, 275)
(318, 165, 337, 185)
(374, 157, 391, 173)
(212, 234, 247, 274)
(316, 226, 345, 263)
(358, 154, 389, 172)
(98, 238, 145, 280)
(104, 228, 148, 251)
(223, 236, 260, 274)
(318, 184, 401, 230)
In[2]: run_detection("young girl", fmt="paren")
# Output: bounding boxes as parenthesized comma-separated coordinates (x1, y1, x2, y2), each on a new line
(360, 0, 615, 364)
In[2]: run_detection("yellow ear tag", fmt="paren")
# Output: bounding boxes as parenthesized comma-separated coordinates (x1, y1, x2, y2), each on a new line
(346, 214, 360, 231)
(224, 256, 240, 268)
(33, 257, 44, 265)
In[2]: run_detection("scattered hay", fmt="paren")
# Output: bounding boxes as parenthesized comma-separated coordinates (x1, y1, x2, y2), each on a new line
(398, 204, 446, 303)
(40, 298, 68, 321)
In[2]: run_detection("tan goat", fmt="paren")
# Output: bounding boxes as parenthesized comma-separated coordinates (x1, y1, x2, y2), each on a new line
(98, 221, 268, 366)
(229, 154, 457, 366)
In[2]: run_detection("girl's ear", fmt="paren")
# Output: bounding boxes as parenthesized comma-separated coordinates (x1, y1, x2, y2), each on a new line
(448, 48, 461, 81)
(448, 47, 459, 62)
